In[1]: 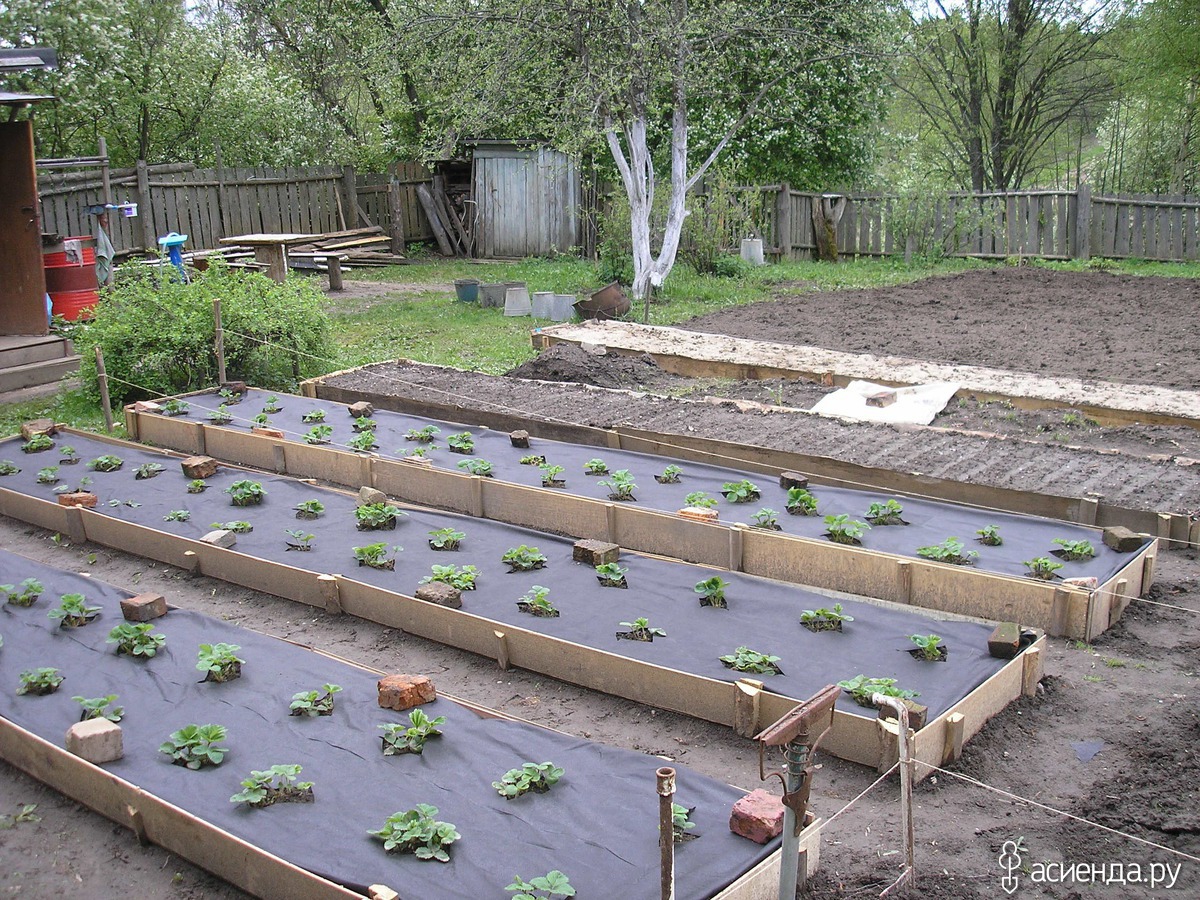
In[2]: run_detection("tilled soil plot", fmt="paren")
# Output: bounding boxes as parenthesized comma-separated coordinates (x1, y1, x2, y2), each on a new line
(680, 268, 1200, 389)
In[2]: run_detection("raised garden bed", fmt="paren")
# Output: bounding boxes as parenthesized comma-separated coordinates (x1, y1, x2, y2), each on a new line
(0, 429, 1043, 772)
(0, 549, 787, 898)
(127, 388, 1155, 640)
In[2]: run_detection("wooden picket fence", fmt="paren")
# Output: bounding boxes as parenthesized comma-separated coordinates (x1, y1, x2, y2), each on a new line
(754, 185, 1200, 263)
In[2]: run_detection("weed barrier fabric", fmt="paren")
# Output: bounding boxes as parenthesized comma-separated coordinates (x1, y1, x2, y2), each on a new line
(161, 389, 1143, 583)
(0, 434, 1006, 719)
(0, 550, 775, 898)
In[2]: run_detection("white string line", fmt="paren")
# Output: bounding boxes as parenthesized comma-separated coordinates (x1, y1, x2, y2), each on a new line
(217, 326, 1199, 537)
(919, 762, 1200, 864)
(817, 762, 900, 832)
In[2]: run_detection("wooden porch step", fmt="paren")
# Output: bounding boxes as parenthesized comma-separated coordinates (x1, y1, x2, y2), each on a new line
(0, 354, 82, 395)
(0, 335, 74, 369)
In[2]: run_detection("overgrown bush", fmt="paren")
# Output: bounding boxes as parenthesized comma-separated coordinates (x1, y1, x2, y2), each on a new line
(76, 259, 331, 405)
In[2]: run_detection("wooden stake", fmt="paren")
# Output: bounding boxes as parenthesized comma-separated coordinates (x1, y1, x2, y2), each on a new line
(94, 347, 114, 432)
(213, 298, 226, 384)
(327, 256, 344, 292)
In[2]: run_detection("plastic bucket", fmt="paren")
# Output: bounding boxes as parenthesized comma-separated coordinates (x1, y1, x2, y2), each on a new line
(454, 279, 480, 303)
(479, 283, 507, 308)
(504, 285, 532, 317)
(531, 291, 555, 318)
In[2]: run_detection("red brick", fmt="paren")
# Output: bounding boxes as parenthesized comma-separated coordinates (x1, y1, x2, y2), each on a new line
(20, 418, 57, 440)
(348, 401, 374, 418)
(729, 789, 785, 844)
(121, 593, 168, 622)
(987, 622, 1020, 660)
(415, 582, 462, 609)
(1102, 526, 1143, 553)
(378, 674, 436, 711)
(510, 430, 530, 448)
(56, 491, 97, 509)
(865, 390, 897, 408)
(201, 529, 237, 548)
(678, 507, 719, 523)
(251, 426, 285, 439)
(573, 539, 620, 566)
(180, 455, 219, 479)
(779, 472, 809, 490)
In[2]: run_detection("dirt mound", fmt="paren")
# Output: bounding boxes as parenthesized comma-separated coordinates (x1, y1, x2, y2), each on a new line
(506, 342, 672, 390)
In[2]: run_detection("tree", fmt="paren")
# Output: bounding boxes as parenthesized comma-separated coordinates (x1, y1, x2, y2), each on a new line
(424, 0, 890, 298)
(894, 0, 1116, 191)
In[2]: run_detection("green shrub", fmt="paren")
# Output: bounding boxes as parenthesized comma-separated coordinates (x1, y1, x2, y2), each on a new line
(76, 259, 331, 405)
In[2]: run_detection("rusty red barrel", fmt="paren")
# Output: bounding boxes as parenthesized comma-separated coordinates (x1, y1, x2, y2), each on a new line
(43, 236, 99, 320)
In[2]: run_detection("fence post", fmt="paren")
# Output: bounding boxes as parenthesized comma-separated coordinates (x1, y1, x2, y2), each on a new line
(775, 183, 792, 260)
(135, 160, 154, 252)
(1074, 183, 1091, 261)
(388, 180, 405, 255)
(214, 141, 229, 239)
(94, 347, 114, 433)
(341, 165, 360, 229)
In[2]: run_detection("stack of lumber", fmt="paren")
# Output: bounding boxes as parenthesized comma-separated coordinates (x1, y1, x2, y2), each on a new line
(217, 226, 408, 270)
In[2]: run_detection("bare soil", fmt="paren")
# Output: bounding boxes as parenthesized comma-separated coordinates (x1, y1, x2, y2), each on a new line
(4, 267, 1200, 899)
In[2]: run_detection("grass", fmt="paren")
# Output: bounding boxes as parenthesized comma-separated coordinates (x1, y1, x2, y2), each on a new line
(5, 253, 1198, 437)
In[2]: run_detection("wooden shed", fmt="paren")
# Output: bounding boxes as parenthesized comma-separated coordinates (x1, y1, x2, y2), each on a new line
(469, 140, 581, 258)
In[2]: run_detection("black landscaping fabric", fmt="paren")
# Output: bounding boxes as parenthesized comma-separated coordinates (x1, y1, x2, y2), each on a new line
(159, 388, 1143, 584)
(0, 550, 775, 899)
(0, 432, 1004, 720)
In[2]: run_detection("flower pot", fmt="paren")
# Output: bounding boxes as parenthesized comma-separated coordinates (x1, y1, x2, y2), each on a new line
(453, 279, 480, 303)
(479, 283, 507, 308)
(575, 282, 630, 320)
(531, 291, 556, 318)
(504, 285, 532, 317)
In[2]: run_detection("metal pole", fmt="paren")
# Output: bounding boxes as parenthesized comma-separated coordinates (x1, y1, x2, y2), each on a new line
(657, 766, 676, 900)
(212, 297, 227, 385)
(94, 347, 114, 432)
(874, 694, 915, 895)
(777, 741, 808, 898)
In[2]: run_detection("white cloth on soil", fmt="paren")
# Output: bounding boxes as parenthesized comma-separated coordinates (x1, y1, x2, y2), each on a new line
(809, 379, 960, 425)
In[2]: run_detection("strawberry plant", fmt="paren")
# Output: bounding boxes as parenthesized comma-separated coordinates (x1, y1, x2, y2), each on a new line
(107, 622, 166, 658)
(599, 469, 637, 501)
(722, 479, 760, 503)
(197, 642, 244, 682)
(217, 388, 242, 404)
(225, 479, 266, 506)
(655, 464, 684, 484)
(427, 527, 465, 551)
(976, 524, 1003, 546)
(1052, 538, 1096, 561)
(229, 764, 313, 807)
(493, 761, 564, 799)
(595, 562, 628, 588)
(355, 502, 404, 530)
(301, 409, 326, 423)
(420, 564, 479, 591)
(58, 446, 79, 465)
(800, 603, 853, 633)
(289, 683, 342, 717)
(353, 542, 399, 570)
(916, 538, 978, 566)
(351, 415, 377, 433)
(785, 487, 818, 515)
(2, 578, 44, 607)
(519, 454, 546, 466)
(347, 431, 379, 452)
(87, 454, 123, 473)
(616, 616, 665, 642)
(684, 491, 718, 509)
(583, 458, 609, 475)
(303, 424, 334, 445)
(1024, 556, 1063, 580)
(134, 462, 165, 480)
(864, 499, 905, 525)
(186, 479, 208, 494)
(211, 520, 253, 533)
(405, 425, 440, 443)
(159, 723, 228, 770)
(379, 709, 446, 756)
(368, 804, 459, 862)
(162, 398, 189, 417)
(503, 545, 548, 572)
(671, 804, 697, 842)
(163, 509, 191, 522)
(516, 585, 559, 617)
(0, 460, 20, 476)
(261, 396, 283, 414)
(36, 466, 59, 485)
(250, 413, 271, 428)
(21, 434, 54, 454)
(751, 508, 780, 530)
(539, 463, 566, 487)
(837, 675, 919, 708)
(293, 499, 325, 519)
(447, 431, 475, 454)
(823, 514, 869, 545)
(507, 871, 576, 900)
(719, 646, 782, 675)
(17, 667, 64, 696)
(207, 405, 233, 425)
(74, 694, 123, 722)
(694, 575, 729, 608)
(47, 592, 101, 627)
(909, 634, 947, 661)
(457, 458, 494, 476)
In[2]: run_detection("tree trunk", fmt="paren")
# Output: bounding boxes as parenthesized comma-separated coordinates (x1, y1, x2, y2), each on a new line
(812, 196, 846, 262)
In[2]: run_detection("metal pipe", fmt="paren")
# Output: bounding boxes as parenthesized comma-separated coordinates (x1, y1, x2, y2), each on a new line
(874, 693, 915, 893)
(777, 741, 808, 898)
(657, 766, 676, 900)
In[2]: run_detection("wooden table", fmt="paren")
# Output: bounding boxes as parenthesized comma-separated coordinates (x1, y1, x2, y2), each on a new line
(218, 233, 314, 283)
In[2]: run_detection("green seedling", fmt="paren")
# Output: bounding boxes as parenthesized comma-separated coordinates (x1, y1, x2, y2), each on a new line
(304, 424, 334, 445)
(671, 803, 697, 842)
(719, 646, 782, 675)
(1052, 538, 1096, 561)
(1024, 556, 1063, 580)
(617, 616, 665, 642)
(107, 622, 166, 658)
(379, 709, 446, 756)
(207, 405, 233, 425)
(250, 413, 271, 428)
(595, 562, 628, 588)
(909, 634, 947, 661)
(351, 415, 377, 433)
(211, 521, 253, 533)
(447, 431, 475, 454)
(217, 388, 242, 403)
(976, 524, 1003, 546)
(355, 502, 405, 530)
(420, 564, 479, 591)
(197, 642, 244, 682)
(800, 603, 853, 632)
(161, 398, 189, 416)
(21, 434, 54, 454)
(507, 871, 576, 900)
(457, 458, 494, 476)
(285, 529, 314, 551)
(17, 667, 64, 696)
(229, 764, 313, 808)
(58, 446, 79, 465)
(823, 514, 870, 544)
(516, 585, 559, 617)
(493, 762, 564, 799)
(503, 545, 548, 572)
(837, 674, 919, 708)
(428, 527, 465, 551)
(599, 469, 637, 501)
(915, 537, 978, 566)
(368, 804, 459, 862)
(405, 425, 440, 443)
(47, 592, 101, 627)
(684, 491, 718, 509)
(74, 694, 123, 722)
(786, 489, 816, 518)
(225, 479, 266, 506)
(293, 499, 325, 520)
(87, 454, 123, 472)
(353, 542, 399, 570)
(864, 499, 905, 525)
(655, 464, 684, 484)
(694, 575, 729, 608)
(163, 509, 191, 522)
(261, 396, 283, 414)
(133, 462, 164, 480)
(722, 479, 760, 503)
(289, 683, 342, 717)
(186, 479, 208, 494)
(301, 409, 326, 423)
(539, 463, 566, 486)
(751, 507, 780, 530)
(583, 458, 609, 475)
(347, 431, 379, 452)
(36, 466, 59, 485)
(0, 460, 20, 476)
(519, 454, 546, 466)
(159, 724, 228, 770)
(2, 578, 44, 607)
